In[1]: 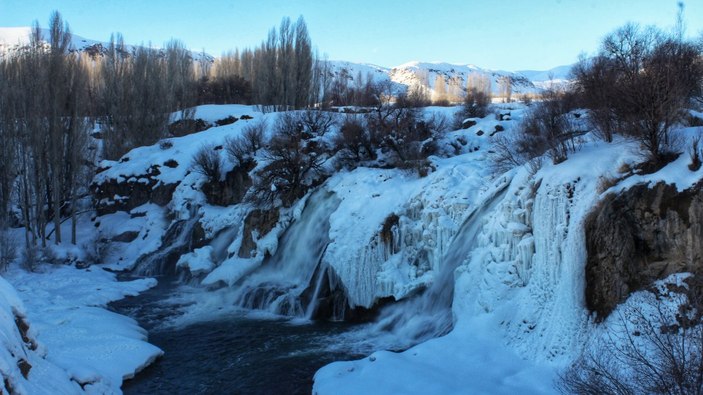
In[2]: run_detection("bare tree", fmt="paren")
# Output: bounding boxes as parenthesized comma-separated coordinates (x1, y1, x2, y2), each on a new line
(489, 88, 581, 172)
(334, 115, 375, 167)
(558, 278, 703, 395)
(498, 75, 512, 102)
(251, 113, 330, 207)
(191, 145, 223, 183)
(460, 88, 491, 119)
(572, 23, 703, 164)
(225, 120, 266, 165)
(433, 75, 449, 106)
(299, 109, 336, 137)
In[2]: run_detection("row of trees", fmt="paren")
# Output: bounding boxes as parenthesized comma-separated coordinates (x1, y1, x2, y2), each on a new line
(206, 16, 317, 110)
(0, 13, 92, 251)
(322, 69, 496, 108)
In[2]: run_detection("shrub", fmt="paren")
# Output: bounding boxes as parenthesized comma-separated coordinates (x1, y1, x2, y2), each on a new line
(299, 109, 336, 137)
(215, 115, 238, 126)
(334, 115, 375, 168)
(558, 278, 703, 395)
(225, 120, 266, 165)
(463, 88, 491, 118)
(489, 89, 581, 173)
(250, 113, 330, 207)
(572, 23, 703, 164)
(367, 103, 446, 171)
(191, 145, 222, 182)
(168, 118, 209, 137)
(159, 139, 173, 150)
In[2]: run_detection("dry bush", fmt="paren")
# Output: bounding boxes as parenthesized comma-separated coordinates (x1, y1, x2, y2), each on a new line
(299, 109, 336, 137)
(597, 176, 620, 194)
(572, 23, 703, 165)
(334, 115, 375, 168)
(250, 113, 330, 207)
(462, 88, 492, 118)
(489, 90, 580, 174)
(191, 145, 222, 182)
(225, 120, 266, 165)
(558, 281, 703, 395)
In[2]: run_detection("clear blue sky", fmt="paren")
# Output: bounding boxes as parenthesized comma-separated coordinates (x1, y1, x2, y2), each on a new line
(1, 0, 701, 71)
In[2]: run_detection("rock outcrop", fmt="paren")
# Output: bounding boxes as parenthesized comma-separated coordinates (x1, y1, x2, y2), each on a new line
(585, 181, 703, 320)
(201, 160, 254, 207)
(92, 164, 178, 216)
(238, 209, 280, 258)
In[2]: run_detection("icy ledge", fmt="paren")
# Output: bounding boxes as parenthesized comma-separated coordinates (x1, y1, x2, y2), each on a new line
(4, 265, 161, 393)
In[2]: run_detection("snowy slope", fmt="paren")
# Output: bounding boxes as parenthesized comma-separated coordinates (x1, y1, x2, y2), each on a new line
(4, 266, 161, 392)
(0, 275, 82, 394)
(516, 64, 573, 82)
(390, 61, 538, 96)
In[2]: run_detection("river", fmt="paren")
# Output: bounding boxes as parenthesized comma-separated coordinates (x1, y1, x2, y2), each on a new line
(112, 278, 365, 395)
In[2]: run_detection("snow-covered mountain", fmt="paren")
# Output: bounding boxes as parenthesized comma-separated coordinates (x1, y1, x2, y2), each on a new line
(326, 59, 571, 99)
(0, 26, 213, 62)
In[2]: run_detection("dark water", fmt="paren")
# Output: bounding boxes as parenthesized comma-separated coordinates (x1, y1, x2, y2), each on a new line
(112, 279, 364, 395)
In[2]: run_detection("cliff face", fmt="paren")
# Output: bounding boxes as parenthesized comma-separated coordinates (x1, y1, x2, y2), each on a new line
(585, 181, 703, 320)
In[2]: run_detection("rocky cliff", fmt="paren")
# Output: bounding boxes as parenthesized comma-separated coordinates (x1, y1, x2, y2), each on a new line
(585, 181, 703, 320)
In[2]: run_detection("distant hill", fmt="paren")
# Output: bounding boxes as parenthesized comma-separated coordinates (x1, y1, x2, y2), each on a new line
(326, 60, 573, 99)
(0, 26, 213, 63)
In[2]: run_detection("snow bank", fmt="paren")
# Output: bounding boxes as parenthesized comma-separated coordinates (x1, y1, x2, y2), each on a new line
(0, 275, 82, 395)
(95, 105, 263, 186)
(4, 265, 161, 393)
(314, 318, 556, 395)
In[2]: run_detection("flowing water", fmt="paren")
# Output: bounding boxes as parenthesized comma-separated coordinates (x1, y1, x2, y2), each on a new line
(114, 279, 363, 395)
(232, 190, 341, 318)
(114, 183, 509, 392)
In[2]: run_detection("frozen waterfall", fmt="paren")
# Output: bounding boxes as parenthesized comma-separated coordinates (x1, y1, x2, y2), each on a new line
(365, 182, 510, 348)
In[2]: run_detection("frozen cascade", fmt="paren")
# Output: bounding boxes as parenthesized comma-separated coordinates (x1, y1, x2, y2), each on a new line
(326, 192, 474, 310)
(232, 189, 341, 317)
(133, 210, 201, 277)
(454, 171, 593, 363)
(366, 181, 510, 348)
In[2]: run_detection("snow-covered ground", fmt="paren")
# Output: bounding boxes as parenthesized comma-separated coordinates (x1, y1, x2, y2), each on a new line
(0, 212, 161, 393)
(315, 318, 557, 395)
(9, 266, 160, 391)
(0, 264, 160, 394)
